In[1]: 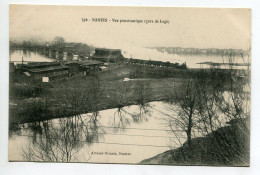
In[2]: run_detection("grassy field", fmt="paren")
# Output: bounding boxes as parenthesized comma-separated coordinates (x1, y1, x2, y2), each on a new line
(9, 65, 186, 125)
(9, 63, 233, 125)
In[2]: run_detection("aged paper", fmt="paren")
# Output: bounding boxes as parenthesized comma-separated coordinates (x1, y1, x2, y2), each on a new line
(9, 5, 251, 166)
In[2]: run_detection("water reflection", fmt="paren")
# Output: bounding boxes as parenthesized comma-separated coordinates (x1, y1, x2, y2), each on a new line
(112, 80, 152, 129)
(20, 105, 154, 162)
(132, 103, 151, 123)
(84, 112, 105, 145)
(132, 80, 152, 123)
(21, 114, 102, 162)
(9, 101, 175, 163)
(9, 122, 23, 137)
(113, 107, 131, 131)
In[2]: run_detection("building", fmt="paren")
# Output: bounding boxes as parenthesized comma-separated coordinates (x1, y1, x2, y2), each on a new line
(16, 59, 104, 82)
(64, 60, 104, 76)
(23, 62, 69, 82)
(9, 63, 15, 73)
(78, 60, 104, 75)
(64, 62, 82, 76)
(91, 48, 125, 63)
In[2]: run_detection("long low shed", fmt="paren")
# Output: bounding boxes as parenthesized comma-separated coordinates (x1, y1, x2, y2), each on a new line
(23, 65, 69, 81)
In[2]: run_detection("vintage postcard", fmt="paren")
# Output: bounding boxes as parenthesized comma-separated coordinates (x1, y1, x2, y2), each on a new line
(9, 5, 251, 166)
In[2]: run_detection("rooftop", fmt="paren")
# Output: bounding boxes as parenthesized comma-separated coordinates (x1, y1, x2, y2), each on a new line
(63, 60, 103, 66)
(26, 62, 61, 69)
(78, 60, 103, 66)
(25, 65, 68, 73)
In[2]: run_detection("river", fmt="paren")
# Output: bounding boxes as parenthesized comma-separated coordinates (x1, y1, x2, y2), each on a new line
(9, 50, 54, 64)
(9, 50, 249, 69)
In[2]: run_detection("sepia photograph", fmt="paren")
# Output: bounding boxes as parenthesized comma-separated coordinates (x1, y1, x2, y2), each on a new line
(8, 5, 251, 166)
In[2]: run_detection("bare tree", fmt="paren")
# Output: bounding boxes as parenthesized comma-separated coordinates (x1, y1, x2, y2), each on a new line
(52, 36, 65, 50)
(169, 73, 199, 147)
(192, 51, 250, 165)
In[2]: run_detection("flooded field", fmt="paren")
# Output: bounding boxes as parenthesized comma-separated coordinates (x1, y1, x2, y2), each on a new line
(9, 101, 188, 163)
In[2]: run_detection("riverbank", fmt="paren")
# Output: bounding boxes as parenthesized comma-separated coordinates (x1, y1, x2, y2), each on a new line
(140, 118, 250, 166)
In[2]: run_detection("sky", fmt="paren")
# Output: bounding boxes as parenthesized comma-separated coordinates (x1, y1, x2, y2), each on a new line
(9, 5, 251, 62)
